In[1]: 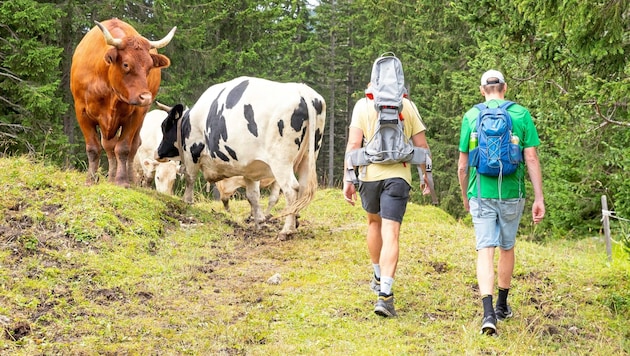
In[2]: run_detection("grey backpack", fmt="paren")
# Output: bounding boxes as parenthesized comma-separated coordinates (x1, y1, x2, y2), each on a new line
(345, 53, 428, 176)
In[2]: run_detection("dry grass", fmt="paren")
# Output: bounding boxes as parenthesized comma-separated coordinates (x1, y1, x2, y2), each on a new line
(0, 156, 628, 355)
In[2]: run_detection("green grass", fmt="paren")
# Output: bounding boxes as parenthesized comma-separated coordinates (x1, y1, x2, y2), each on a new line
(0, 156, 628, 355)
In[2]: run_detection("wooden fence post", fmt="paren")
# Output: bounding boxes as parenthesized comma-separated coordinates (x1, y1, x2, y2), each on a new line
(601, 195, 612, 262)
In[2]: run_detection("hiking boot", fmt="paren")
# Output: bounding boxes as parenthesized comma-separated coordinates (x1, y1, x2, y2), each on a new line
(480, 315, 497, 335)
(374, 294, 397, 317)
(495, 305, 513, 321)
(369, 276, 381, 294)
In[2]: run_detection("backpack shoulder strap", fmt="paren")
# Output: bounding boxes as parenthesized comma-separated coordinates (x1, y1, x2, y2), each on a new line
(473, 103, 487, 132)
(499, 101, 515, 130)
(499, 100, 515, 110)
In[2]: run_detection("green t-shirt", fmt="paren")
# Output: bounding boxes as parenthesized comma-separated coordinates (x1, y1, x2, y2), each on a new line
(458, 99, 540, 199)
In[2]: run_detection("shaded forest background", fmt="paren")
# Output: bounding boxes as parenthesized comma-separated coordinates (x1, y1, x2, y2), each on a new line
(1, 0, 629, 240)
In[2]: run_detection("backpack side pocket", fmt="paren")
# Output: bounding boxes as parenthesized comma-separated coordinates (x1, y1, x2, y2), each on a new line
(509, 142, 522, 164)
(468, 147, 479, 168)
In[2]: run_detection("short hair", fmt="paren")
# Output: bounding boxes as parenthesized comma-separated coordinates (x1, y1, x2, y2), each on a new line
(482, 83, 505, 94)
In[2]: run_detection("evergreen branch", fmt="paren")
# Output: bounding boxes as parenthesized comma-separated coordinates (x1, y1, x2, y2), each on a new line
(0, 95, 24, 113)
(0, 69, 23, 82)
(593, 101, 630, 127)
(545, 80, 568, 95)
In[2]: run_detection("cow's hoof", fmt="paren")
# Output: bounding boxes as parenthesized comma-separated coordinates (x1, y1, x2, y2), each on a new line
(115, 180, 131, 189)
(86, 173, 99, 185)
(278, 231, 294, 241)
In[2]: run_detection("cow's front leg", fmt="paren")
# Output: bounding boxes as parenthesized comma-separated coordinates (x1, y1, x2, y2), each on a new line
(84, 138, 101, 185)
(77, 122, 101, 185)
(182, 163, 199, 204)
(126, 135, 141, 187)
(101, 137, 118, 184)
(114, 146, 132, 188)
(244, 178, 265, 228)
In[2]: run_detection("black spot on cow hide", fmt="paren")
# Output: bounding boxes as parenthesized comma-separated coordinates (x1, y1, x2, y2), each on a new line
(298, 126, 307, 149)
(277, 120, 284, 137)
(206, 90, 229, 160)
(226, 79, 249, 109)
(215, 150, 230, 162)
(290, 97, 308, 132)
(190, 142, 205, 164)
(312, 97, 324, 115)
(315, 128, 323, 152)
(243, 104, 258, 137)
(181, 111, 192, 148)
(225, 145, 238, 160)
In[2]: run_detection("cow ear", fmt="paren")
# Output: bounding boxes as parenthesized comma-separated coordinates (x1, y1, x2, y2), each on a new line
(143, 158, 159, 170)
(151, 54, 171, 69)
(104, 48, 117, 65)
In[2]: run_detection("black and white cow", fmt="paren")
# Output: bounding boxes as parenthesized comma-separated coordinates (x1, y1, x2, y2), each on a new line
(156, 76, 326, 238)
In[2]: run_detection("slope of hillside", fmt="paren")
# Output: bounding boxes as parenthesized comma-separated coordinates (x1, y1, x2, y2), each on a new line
(0, 156, 628, 355)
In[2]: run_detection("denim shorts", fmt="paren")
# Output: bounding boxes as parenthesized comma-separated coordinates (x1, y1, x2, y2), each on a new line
(469, 198, 525, 250)
(358, 178, 411, 223)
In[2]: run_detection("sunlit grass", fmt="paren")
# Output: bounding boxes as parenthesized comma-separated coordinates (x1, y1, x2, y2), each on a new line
(0, 156, 628, 355)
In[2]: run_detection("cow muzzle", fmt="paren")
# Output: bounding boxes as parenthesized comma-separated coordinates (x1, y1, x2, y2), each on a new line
(131, 92, 153, 106)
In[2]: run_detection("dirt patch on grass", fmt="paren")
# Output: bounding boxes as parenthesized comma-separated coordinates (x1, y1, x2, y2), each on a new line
(5, 321, 31, 342)
(1, 203, 311, 347)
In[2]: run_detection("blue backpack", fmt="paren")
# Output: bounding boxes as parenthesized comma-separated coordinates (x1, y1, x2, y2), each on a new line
(469, 101, 522, 176)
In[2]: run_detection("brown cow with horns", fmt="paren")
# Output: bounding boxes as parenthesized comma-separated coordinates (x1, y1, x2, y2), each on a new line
(70, 19, 176, 187)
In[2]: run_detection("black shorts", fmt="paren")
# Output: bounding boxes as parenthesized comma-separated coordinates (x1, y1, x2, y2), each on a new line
(358, 178, 411, 223)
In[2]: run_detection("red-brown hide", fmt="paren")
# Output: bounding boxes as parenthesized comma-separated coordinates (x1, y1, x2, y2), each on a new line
(70, 18, 175, 187)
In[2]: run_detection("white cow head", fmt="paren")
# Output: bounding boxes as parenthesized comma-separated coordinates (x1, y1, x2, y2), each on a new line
(143, 158, 179, 195)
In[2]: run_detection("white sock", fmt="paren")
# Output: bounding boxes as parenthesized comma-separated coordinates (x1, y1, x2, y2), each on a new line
(380, 276, 394, 295)
(372, 264, 381, 279)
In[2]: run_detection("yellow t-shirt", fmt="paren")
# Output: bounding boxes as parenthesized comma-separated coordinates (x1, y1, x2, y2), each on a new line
(349, 97, 426, 185)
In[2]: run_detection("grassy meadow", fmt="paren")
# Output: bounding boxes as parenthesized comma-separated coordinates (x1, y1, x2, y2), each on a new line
(0, 156, 628, 355)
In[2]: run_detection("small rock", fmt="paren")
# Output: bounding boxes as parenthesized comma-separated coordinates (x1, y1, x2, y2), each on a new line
(267, 273, 282, 285)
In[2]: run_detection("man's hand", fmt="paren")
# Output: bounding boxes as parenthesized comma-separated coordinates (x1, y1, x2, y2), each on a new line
(532, 199, 545, 224)
(343, 181, 357, 206)
(421, 174, 429, 194)
(462, 196, 470, 212)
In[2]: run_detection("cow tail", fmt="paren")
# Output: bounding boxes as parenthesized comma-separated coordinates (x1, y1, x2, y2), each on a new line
(286, 91, 319, 215)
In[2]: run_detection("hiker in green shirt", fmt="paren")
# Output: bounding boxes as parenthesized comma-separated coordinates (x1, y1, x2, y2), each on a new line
(457, 69, 545, 335)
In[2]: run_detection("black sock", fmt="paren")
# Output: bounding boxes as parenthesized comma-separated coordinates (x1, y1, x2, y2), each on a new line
(497, 287, 509, 309)
(482, 295, 494, 317)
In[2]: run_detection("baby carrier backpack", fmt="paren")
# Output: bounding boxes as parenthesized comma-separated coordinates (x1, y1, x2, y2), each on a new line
(345, 53, 428, 183)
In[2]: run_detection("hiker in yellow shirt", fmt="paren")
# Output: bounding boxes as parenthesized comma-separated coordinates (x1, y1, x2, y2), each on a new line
(343, 79, 430, 317)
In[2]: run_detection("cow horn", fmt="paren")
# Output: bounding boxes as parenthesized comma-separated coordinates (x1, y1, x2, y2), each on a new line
(147, 26, 177, 49)
(95, 21, 123, 48)
(155, 101, 172, 112)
